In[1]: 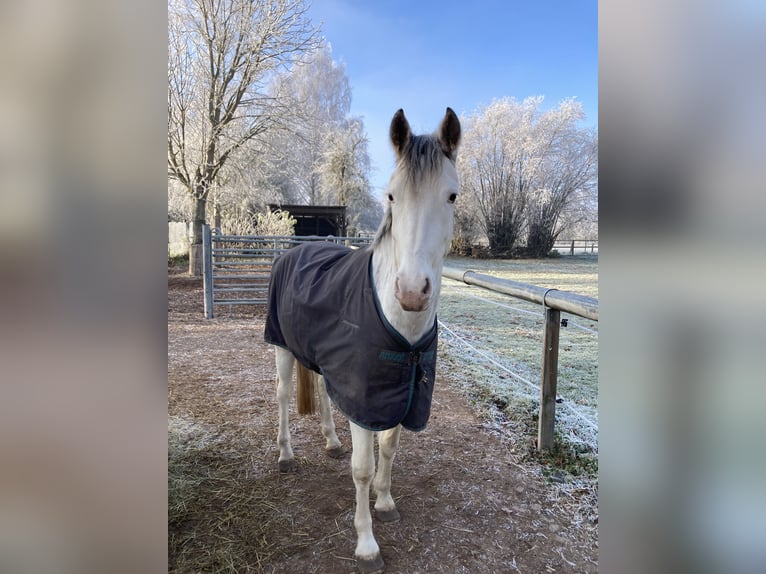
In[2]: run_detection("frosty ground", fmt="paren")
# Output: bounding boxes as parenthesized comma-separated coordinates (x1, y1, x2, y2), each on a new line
(168, 255, 598, 573)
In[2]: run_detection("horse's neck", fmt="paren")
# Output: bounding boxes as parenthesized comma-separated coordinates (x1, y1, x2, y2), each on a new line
(371, 235, 442, 345)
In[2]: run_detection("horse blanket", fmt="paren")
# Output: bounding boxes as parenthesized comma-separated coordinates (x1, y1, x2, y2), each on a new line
(264, 242, 437, 432)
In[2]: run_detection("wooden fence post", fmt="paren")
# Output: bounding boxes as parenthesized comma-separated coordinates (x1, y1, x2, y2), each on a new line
(538, 307, 561, 450)
(202, 224, 214, 319)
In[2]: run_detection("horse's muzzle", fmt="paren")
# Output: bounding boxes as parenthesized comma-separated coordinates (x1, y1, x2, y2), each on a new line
(395, 276, 431, 312)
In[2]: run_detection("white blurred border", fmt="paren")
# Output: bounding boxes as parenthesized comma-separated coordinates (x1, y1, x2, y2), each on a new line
(600, 1, 766, 573)
(0, 1, 167, 572)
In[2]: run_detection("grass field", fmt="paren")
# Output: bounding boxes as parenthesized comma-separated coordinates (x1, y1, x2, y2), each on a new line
(437, 254, 599, 479)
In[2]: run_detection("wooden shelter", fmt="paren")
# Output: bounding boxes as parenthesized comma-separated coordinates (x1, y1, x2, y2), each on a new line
(269, 204, 347, 237)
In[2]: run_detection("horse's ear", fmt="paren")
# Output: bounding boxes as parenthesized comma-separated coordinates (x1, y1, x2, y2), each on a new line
(438, 107, 461, 160)
(390, 109, 411, 158)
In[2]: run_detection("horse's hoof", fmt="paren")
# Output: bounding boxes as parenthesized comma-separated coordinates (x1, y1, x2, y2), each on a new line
(375, 507, 400, 523)
(356, 553, 384, 573)
(325, 445, 346, 459)
(278, 459, 297, 473)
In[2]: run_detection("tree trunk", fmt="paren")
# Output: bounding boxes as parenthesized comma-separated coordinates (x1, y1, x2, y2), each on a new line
(189, 195, 207, 276)
(527, 223, 556, 258)
(485, 207, 521, 256)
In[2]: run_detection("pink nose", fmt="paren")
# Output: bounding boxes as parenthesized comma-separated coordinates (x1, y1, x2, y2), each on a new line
(395, 276, 431, 312)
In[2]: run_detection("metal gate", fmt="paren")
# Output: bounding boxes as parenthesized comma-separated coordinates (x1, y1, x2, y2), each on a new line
(201, 225, 372, 318)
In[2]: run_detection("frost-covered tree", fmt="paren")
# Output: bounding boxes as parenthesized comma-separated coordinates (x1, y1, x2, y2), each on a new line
(558, 188, 598, 239)
(210, 133, 297, 226)
(221, 207, 296, 236)
(457, 97, 597, 256)
(318, 118, 381, 233)
(270, 44, 352, 205)
(526, 111, 597, 256)
(457, 98, 537, 253)
(167, 0, 320, 274)
(253, 45, 379, 233)
(187, 44, 380, 237)
(168, 180, 193, 222)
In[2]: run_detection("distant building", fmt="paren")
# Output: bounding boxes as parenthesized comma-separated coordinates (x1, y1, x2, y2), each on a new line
(269, 204, 347, 237)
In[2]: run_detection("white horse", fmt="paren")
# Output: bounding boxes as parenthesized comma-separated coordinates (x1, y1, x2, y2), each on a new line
(266, 107, 461, 573)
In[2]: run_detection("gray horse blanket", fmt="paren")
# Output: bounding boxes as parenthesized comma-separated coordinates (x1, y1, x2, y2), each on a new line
(264, 242, 437, 432)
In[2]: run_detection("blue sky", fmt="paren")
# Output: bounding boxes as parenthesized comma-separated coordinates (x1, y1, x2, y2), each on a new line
(307, 0, 598, 195)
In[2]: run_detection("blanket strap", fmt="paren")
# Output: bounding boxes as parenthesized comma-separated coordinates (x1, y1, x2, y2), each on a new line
(378, 350, 435, 365)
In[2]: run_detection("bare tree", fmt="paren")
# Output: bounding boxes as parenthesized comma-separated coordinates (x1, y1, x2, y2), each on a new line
(168, 0, 320, 274)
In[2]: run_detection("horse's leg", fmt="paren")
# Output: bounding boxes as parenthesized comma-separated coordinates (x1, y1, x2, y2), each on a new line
(275, 346, 297, 472)
(316, 375, 343, 458)
(350, 422, 384, 573)
(372, 425, 402, 522)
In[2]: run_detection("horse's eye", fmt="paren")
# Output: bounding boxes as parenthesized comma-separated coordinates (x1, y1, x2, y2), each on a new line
(447, 193, 457, 204)
(387, 193, 394, 203)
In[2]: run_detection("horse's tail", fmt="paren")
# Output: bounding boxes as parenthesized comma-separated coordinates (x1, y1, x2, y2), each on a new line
(295, 362, 317, 415)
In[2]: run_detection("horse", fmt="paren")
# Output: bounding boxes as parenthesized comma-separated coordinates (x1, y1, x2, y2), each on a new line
(264, 107, 461, 573)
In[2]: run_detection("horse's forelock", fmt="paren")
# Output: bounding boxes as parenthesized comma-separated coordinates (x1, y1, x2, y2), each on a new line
(397, 134, 453, 187)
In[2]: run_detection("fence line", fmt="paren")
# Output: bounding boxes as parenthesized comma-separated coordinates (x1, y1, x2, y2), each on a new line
(442, 265, 598, 450)
(552, 239, 598, 255)
(438, 319, 598, 432)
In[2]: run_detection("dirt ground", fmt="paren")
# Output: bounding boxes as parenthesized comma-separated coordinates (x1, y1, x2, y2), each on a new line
(168, 266, 598, 573)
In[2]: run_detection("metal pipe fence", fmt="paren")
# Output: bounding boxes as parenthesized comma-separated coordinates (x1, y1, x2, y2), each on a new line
(442, 266, 598, 451)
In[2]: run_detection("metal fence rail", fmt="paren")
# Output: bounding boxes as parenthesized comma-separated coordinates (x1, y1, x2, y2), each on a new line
(202, 225, 373, 318)
(442, 267, 598, 321)
(442, 265, 598, 451)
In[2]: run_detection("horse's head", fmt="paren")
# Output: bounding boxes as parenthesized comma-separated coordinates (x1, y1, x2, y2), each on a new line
(376, 107, 461, 313)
